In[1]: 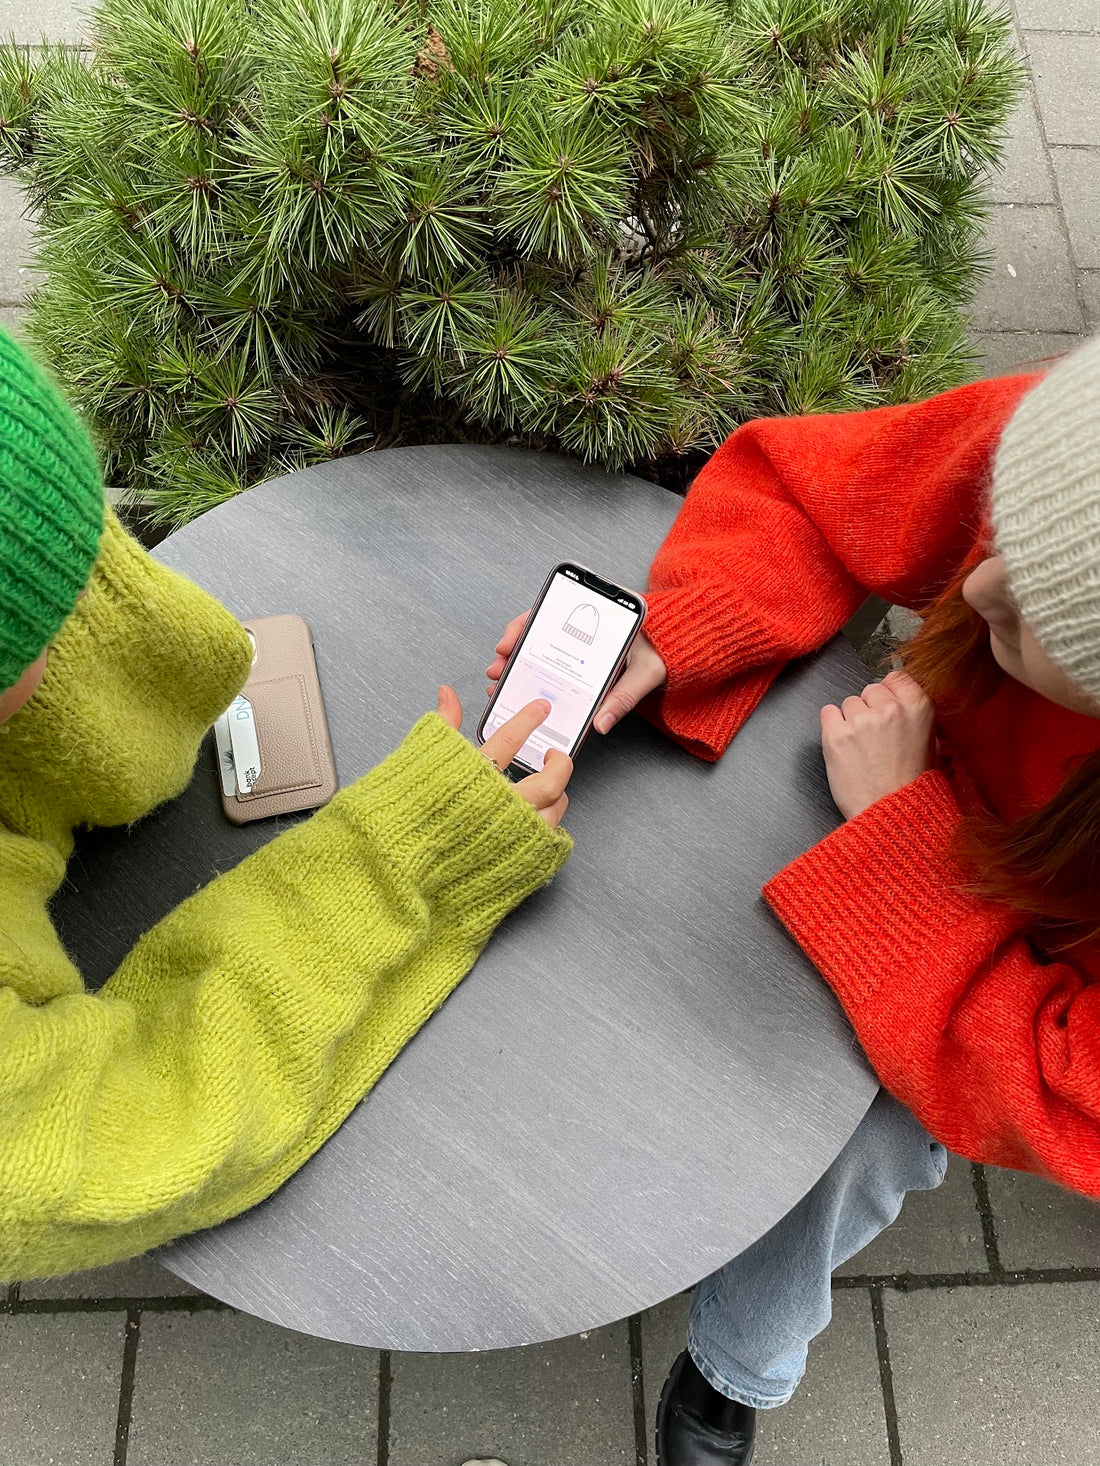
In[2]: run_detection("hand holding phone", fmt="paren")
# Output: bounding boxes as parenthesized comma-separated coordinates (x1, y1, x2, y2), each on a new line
(486, 597, 667, 743)
(478, 564, 649, 774)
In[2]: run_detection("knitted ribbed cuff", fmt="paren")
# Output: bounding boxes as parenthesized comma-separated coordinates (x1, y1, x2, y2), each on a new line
(761, 769, 1014, 1014)
(644, 661, 784, 762)
(330, 714, 572, 944)
(640, 586, 784, 760)
(643, 584, 776, 691)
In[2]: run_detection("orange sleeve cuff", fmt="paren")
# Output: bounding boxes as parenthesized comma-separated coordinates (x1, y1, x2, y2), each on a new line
(761, 770, 1014, 1014)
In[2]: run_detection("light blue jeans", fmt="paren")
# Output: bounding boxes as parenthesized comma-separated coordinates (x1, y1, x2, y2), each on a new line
(688, 1089, 947, 1410)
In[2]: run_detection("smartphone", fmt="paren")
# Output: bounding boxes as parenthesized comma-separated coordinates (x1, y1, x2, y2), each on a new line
(214, 614, 339, 824)
(478, 563, 646, 775)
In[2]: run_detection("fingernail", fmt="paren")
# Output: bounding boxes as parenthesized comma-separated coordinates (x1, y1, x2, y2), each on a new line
(437, 686, 445, 707)
(537, 699, 552, 715)
(595, 714, 611, 733)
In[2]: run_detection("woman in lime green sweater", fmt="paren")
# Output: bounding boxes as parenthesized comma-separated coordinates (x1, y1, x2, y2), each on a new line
(0, 328, 573, 1284)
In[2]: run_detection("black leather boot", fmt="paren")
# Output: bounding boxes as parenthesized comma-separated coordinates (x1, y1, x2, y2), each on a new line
(656, 1350, 757, 1466)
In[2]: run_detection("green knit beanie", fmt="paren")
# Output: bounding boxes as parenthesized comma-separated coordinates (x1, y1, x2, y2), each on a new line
(0, 329, 104, 690)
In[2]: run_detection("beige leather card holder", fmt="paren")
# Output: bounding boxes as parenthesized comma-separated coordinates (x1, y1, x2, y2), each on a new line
(220, 614, 339, 825)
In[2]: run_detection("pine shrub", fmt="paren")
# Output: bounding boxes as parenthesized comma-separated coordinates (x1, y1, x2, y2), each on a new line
(0, 0, 1021, 525)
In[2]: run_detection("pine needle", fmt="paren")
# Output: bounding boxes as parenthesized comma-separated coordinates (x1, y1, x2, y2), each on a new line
(0, 0, 1021, 515)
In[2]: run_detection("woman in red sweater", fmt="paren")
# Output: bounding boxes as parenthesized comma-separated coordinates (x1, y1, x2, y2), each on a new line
(490, 334, 1100, 1466)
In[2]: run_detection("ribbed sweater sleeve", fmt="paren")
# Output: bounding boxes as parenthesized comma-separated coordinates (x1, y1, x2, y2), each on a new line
(642, 374, 1040, 760)
(762, 771, 1100, 1195)
(0, 714, 571, 1282)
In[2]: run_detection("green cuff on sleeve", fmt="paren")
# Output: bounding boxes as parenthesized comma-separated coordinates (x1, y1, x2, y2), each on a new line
(328, 713, 572, 945)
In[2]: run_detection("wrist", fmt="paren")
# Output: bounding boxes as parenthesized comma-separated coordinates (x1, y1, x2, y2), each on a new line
(330, 715, 572, 920)
(839, 767, 937, 821)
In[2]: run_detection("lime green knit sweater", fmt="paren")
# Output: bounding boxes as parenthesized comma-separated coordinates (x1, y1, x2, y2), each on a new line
(0, 509, 571, 1282)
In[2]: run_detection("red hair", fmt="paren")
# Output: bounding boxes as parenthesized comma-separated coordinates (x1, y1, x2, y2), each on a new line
(894, 568, 1100, 952)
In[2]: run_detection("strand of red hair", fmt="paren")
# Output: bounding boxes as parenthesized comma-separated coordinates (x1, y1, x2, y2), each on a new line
(884, 567, 1100, 953)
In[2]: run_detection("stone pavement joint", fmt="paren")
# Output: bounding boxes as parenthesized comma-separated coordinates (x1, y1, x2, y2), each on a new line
(627, 1314, 648, 1466)
(970, 1162, 1005, 1274)
(377, 1351, 392, 1466)
(867, 1287, 904, 1466)
(114, 1311, 140, 1466)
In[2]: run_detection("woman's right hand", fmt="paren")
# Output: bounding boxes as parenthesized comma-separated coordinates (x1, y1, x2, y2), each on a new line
(485, 613, 668, 736)
(437, 685, 572, 829)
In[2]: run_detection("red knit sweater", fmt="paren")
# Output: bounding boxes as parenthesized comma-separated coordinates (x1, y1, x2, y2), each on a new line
(642, 372, 1100, 1197)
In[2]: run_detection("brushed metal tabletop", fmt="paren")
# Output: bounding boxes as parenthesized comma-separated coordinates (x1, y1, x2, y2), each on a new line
(52, 445, 877, 1351)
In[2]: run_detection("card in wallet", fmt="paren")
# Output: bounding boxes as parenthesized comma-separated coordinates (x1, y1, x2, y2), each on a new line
(216, 614, 339, 824)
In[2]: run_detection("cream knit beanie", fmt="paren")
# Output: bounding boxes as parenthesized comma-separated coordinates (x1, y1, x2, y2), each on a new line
(990, 334, 1100, 706)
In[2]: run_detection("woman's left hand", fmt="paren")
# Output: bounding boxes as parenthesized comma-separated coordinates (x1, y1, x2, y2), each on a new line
(820, 670, 937, 821)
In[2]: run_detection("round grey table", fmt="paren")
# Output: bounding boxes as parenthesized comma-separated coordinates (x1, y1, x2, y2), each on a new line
(52, 445, 877, 1351)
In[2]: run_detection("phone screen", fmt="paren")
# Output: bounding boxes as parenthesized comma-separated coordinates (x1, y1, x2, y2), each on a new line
(481, 566, 645, 772)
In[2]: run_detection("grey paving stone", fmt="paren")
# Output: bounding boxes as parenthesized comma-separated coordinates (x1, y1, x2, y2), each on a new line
(887, 1282, 1100, 1465)
(988, 90, 1054, 204)
(0, 1311, 125, 1466)
(970, 331, 1082, 376)
(0, 178, 44, 304)
(389, 1323, 634, 1466)
(1026, 34, 1100, 146)
(20, 1252, 200, 1300)
(0, 306, 26, 337)
(838, 1156, 986, 1277)
(127, 1311, 379, 1466)
(641, 1289, 891, 1464)
(1081, 269, 1100, 328)
(1016, 0, 1100, 29)
(985, 1168, 1100, 1270)
(969, 204, 1083, 332)
(0, 0, 89, 44)
(1051, 147, 1100, 268)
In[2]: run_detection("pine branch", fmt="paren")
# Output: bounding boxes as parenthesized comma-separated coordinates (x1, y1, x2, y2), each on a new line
(0, 0, 1021, 522)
